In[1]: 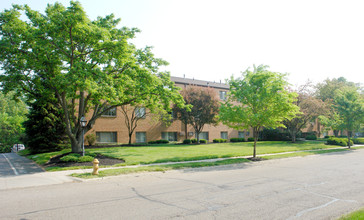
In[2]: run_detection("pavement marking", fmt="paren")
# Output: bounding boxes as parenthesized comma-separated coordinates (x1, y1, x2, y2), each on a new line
(2, 154, 19, 176)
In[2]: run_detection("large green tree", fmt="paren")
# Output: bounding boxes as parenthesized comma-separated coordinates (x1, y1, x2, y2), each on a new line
(0, 91, 27, 151)
(173, 86, 220, 143)
(0, 2, 184, 153)
(333, 87, 364, 148)
(220, 65, 299, 158)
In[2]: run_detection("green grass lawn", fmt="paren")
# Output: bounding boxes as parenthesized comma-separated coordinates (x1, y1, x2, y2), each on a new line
(338, 207, 364, 219)
(86, 140, 337, 166)
(23, 140, 346, 170)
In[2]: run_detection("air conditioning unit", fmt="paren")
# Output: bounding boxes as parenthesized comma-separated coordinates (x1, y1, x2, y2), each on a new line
(179, 132, 185, 136)
(188, 132, 194, 136)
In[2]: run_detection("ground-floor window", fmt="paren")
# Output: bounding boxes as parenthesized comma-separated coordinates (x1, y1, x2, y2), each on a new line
(238, 131, 245, 138)
(162, 132, 177, 141)
(96, 132, 117, 143)
(136, 132, 146, 143)
(221, 132, 228, 139)
(196, 132, 209, 140)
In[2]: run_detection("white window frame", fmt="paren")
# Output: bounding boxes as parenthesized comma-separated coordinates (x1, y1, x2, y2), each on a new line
(221, 132, 228, 139)
(136, 132, 147, 143)
(96, 132, 117, 143)
(219, 91, 227, 101)
(161, 132, 178, 141)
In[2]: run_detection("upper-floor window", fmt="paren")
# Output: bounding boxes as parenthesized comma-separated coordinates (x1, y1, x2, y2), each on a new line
(219, 91, 227, 101)
(135, 107, 146, 118)
(101, 107, 116, 117)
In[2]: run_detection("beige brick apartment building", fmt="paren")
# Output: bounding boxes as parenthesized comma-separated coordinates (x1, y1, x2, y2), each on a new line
(86, 76, 253, 144)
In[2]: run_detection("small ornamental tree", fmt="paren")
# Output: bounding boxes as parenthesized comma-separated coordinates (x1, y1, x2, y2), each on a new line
(284, 82, 327, 142)
(173, 86, 220, 143)
(220, 65, 299, 158)
(0, 2, 185, 153)
(333, 87, 364, 148)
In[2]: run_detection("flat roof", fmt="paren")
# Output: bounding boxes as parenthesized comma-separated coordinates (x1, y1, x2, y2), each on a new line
(170, 76, 229, 89)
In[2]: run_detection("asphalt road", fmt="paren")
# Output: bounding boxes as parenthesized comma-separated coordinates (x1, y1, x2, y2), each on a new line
(1, 149, 364, 220)
(0, 153, 44, 177)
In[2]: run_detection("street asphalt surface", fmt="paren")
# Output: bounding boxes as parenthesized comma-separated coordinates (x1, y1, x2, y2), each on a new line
(1, 149, 364, 219)
(0, 153, 44, 176)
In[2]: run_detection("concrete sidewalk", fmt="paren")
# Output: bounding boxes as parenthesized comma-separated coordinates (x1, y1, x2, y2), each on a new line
(1, 145, 362, 191)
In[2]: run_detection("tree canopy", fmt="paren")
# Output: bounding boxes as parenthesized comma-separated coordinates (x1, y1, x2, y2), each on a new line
(0, 91, 27, 152)
(219, 65, 299, 157)
(333, 87, 364, 147)
(0, 2, 185, 152)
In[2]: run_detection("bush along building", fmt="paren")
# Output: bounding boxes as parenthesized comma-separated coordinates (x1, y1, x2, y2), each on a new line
(85, 76, 253, 144)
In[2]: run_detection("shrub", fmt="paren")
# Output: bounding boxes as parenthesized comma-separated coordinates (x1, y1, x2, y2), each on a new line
(191, 138, 198, 143)
(326, 137, 353, 146)
(183, 139, 192, 144)
(0, 145, 12, 153)
(259, 128, 290, 141)
(305, 135, 317, 140)
(353, 138, 364, 144)
(199, 139, 207, 144)
(247, 137, 255, 142)
(230, 138, 245, 142)
(156, 139, 169, 144)
(213, 139, 227, 143)
(60, 153, 80, 162)
(78, 156, 94, 162)
(85, 133, 96, 146)
(324, 135, 334, 139)
(149, 139, 169, 144)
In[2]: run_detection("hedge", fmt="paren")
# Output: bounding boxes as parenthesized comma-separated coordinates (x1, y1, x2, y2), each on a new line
(353, 138, 364, 144)
(148, 139, 169, 144)
(199, 139, 207, 144)
(213, 139, 227, 143)
(326, 137, 353, 146)
(230, 138, 245, 142)
(247, 137, 255, 142)
(305, 135, 317, 140)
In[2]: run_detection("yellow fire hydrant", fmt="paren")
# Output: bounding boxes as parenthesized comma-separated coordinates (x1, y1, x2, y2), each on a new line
(92, 158, 99, 175)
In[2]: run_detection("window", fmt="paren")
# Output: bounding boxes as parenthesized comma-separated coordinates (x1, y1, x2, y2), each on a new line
(101, 107, 116, 117)
(135, 107, 146, 118)
(238, 131, 245, 138)
(96, 132, 117, 143)
(221, 132, 228, 140)
(196, 132, 209, 141)
(136, 132, 146, 143)
(219, 91, 227, 101)
(161, 132, 177, 141)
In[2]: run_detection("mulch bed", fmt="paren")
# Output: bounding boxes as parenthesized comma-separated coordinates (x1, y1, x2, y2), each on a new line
(247, 157, 266, 162)
(43, 153, 125, 168)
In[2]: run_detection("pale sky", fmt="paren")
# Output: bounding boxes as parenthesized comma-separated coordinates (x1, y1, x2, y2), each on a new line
(1, 0, 364, 86)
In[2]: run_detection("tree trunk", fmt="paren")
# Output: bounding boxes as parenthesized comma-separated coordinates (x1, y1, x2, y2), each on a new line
(185, 122, 188, 140)
(253, 127, 259, 158)
(128, 133, 132, 145)
(348, 131, 352, 149)
(70, 134, 82, 153)
(196, 131, 200, 144)
(291, 128, 296, 143)
(334, 130, 339, 137)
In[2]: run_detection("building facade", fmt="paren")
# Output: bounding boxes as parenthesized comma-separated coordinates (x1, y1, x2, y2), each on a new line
(85, 76, 253, 144)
